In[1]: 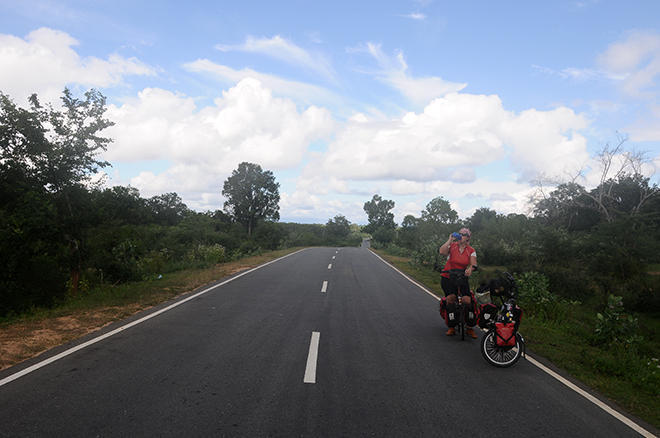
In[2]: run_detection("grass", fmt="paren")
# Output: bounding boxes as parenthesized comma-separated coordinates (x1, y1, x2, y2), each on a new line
(373, 248, 660, 430)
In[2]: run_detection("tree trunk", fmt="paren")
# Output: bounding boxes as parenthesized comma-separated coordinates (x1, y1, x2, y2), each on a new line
(70, 266, 80, 296)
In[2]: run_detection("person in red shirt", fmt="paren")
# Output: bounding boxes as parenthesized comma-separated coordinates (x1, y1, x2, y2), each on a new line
(438, 227, 478, 338)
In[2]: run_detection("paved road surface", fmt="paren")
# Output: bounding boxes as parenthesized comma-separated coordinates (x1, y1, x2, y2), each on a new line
(0, 247, 653, 437)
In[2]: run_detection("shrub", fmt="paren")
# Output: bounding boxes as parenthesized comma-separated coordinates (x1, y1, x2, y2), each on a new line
(592, 294, 642, 349)
(515, 271, 577, 322)
(412, 242, 441, 268)
(108, 239, 141, 282)
(385, 244, 412, 257)
(186, 243, 227, 266)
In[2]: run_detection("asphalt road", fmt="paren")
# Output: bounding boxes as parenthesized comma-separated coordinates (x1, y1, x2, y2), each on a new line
(0, 246, 653, 437)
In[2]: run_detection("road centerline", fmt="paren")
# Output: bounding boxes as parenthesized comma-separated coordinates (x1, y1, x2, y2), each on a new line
(304, 332, 320, 384)
(321, 281, 328, 293)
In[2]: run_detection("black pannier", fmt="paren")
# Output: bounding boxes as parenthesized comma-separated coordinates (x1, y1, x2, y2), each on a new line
(478, 303, 498, 328)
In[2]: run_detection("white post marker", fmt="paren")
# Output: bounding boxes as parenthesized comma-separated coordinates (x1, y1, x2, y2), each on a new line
(321, 281, 328, 293)
(304, 332, 320, 384)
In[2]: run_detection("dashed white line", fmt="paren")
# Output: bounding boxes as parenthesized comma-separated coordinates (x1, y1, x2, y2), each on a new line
(321, 281, 328, 293)
(328, 263, 332, 269)
(332, 256, 335, 260)
(304, 332, 320, 384)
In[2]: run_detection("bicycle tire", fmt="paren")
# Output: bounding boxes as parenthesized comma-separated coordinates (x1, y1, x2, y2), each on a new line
(480, 331, 523, 367)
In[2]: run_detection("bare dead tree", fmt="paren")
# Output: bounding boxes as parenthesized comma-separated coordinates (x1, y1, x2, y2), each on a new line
(581, 135, 658, 222)
(530, 134, 659, 223)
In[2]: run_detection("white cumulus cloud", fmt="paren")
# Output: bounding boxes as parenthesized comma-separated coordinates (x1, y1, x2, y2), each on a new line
(0, 27, 155, 104)
(104, 78, 334, 210)
(301, 92, 588, 187)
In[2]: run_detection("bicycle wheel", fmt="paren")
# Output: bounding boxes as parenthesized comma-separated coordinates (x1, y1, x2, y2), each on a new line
(480, 331, 522, 367)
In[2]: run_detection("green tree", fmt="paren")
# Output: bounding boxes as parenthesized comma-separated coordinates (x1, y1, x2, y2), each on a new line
(533, 182, 599, 230)
(325, 215, 351, 243)
(398, 214, 421, 249)
(0, 88, 114, 299)
(222, 162, 280, 236)
(363, 194, 396, 234)
(148, 192, 191, 226)
(467, 207, 498, 233)
(421, 196, 458, 224)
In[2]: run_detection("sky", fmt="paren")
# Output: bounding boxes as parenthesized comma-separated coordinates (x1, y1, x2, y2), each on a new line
(1, 0, 659, 224)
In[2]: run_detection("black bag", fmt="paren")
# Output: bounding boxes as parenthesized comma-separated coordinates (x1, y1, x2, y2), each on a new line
(478, 303, 498, 328)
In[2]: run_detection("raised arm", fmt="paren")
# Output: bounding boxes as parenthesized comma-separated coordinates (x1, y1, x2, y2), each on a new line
(439, 234, 455, 256)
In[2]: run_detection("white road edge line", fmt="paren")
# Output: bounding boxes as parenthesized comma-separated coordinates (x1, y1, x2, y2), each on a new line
(525, 356, 655, 437)
(367, 249, 656, 438)
(304, 331, 320, 384)
(0, 248, 310, 388)
(321, 281, 328, 293)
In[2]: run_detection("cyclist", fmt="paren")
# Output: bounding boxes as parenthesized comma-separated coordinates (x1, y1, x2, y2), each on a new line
(439, 227, 478, 338)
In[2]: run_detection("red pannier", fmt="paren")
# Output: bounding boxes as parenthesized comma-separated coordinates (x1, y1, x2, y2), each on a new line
(495, 322, 516, 347)
(439, 297, 449, 326)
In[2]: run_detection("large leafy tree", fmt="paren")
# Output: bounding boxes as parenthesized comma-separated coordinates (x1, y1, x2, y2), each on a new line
(222, 162, 280, 236)
(421, 196, 458, 224)
(1, 88, 114, 303)
(363, 194, 396, 234)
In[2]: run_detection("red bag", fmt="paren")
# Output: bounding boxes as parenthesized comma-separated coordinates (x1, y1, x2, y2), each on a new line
(495, 322, 516, 347)
(439, 297, 449, 326)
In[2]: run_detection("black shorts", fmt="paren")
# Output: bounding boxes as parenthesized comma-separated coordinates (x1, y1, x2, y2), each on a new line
(441, 275, 470, 297)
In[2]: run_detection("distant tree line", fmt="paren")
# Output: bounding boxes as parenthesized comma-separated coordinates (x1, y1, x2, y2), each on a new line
(0, 89, 361, 317)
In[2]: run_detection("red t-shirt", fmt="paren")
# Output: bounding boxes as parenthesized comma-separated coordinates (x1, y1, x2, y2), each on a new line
(441, 242, 477, 277)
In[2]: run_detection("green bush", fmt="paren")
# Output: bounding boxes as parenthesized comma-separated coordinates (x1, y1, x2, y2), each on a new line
(411, 242, 441, 268)
(515, 271, 577, 322)
(592, 294, 642, 349)
(137, 248, 171, 278)
(384, 243, 412, 257)
(108, 239, 142, 282)
(186, 243, 227, 267)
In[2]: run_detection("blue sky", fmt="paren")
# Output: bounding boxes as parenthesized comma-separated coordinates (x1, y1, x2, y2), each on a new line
(1, 0, 659, 224)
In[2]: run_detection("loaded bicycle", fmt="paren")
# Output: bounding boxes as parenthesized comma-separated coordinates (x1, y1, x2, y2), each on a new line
(476, 272, 526, 367)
